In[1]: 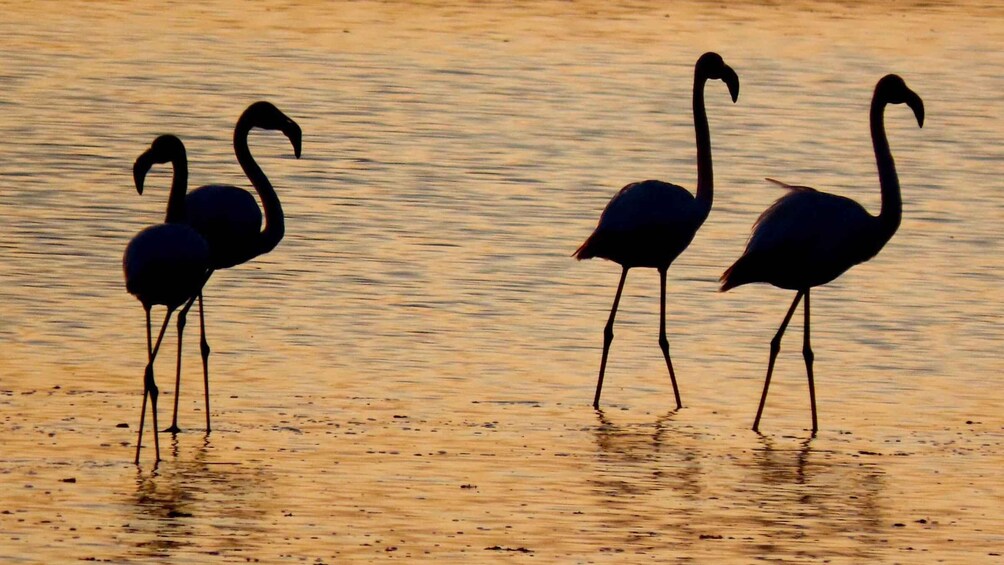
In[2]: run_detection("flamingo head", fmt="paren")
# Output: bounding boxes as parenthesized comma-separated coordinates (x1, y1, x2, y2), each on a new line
(697, 52, 740, 103)
(877, 74, 924, 128)
(133, 134, 186, 195)
(245, 101, 302, 159)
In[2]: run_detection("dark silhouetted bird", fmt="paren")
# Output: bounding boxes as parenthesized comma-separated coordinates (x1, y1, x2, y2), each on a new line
(720, 74, 924, 433)
(575, 52, 740, 409)
(135, 102, 302, 434)
(124, 134, 210, 463)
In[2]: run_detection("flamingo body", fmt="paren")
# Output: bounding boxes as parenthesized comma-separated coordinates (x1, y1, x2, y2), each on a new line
(125, 223, 210, 308)
(574, 180, 708, 269)
(185, 184, 262, 269)
(721, 181, 885, 291)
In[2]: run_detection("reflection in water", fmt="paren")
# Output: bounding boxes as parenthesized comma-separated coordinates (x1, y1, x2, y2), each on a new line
(739, 435, 884, 561)
(586, 416, 886, 560)
(589, 410, 703, 553)
(592, 409, 699, 495)
(127, 439, 272, 562)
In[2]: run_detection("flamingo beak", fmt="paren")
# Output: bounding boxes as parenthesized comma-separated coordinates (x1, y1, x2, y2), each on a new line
(133, 151, 154, 195)
(284, 121, 302, 159)
(907, 91, 924, 128)
(723, 66, 740, 103)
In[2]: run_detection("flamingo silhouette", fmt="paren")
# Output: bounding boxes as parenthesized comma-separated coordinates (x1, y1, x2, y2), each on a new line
(124, 135, 211, 463)
(134, 102, 302, 434)
(574, 52, 739, 409)
(720, 74, 924, 433)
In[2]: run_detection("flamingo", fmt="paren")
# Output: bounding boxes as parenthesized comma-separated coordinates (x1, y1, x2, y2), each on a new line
(134, 101, 301, 434)
(574, 52, 740, 409)
(124, 135, 211, 463)
(720, 74, 924, 433)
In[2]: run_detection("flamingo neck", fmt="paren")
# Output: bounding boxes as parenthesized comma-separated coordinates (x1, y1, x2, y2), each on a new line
(872, 96, 901, 242)
(164, 153, 189, 224)
(235, 122, 285, 257)
(693, 72, 713, 214)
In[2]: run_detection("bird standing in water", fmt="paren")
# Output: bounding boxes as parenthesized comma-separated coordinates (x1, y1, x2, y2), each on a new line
(575, 52, 740, 409)
(134, 102, 301, 434)
(720, 74, 924, 433)
(124, 135, 210, 463)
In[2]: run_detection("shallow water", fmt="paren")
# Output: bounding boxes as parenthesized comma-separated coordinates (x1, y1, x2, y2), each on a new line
(1, 0, 1002, 562)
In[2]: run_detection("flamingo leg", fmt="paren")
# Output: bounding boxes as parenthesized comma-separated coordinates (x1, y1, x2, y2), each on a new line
(166, 293, 200, 434)
(752, 291, 804, 432)
(198, 289, 212, 433)
(135, 308, 152, 465)
(803, 289, 817, 434)
(594, 267, 629, 409)
(136, 307, 173, 464)
(658, 267, 682, 409)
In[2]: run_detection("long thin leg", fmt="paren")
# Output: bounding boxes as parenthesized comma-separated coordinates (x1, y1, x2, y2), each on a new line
(752, 291, 804, 432)
(198, 291, 211, 433)
(803, 289, 817, 434)
(166, 307, 184, 433)
(167, 293, 199, 434)
(594, 267, 629, 409)
(658, 267, 682, 409)
(135, 308, 152, 465)
(136, 308, 173, 464)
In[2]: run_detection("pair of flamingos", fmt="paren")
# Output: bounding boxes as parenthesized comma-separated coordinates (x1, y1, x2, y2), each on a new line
(576, 52, 924, 433)
(124, 102, 301, 463)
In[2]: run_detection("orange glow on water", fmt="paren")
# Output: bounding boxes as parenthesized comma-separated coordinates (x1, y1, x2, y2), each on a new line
(0, 0, 1001, 562)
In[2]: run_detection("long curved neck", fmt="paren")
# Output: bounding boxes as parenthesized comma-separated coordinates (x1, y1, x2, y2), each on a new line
(164, 154, 188, 224)
(235, 122, 285, 257)
(871, 95, 901, 242)
(693, 72, 713, 213)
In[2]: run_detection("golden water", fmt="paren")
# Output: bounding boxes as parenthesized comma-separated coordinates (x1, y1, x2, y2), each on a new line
(1, 1, 1001, 562)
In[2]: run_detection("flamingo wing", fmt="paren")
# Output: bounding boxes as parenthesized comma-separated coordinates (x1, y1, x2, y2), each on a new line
(124, 224, 210, 309)
(724, 189, 880, 290)
(576, 180, 706, 268)
(185, 185, 263, 269)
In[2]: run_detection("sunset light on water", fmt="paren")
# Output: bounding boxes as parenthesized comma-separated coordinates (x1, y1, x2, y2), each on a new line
(0, 1, 1001, 562)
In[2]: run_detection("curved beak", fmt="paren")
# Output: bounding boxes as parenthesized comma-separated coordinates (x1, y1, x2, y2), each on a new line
(284, 120, 302, 159)
(907, 90, 925, 128)
(723, 66, 740, 103)
(133, 150, 154, 195)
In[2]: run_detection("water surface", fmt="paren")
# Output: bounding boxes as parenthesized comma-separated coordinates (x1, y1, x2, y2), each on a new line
(1, 1, 1002, 562)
